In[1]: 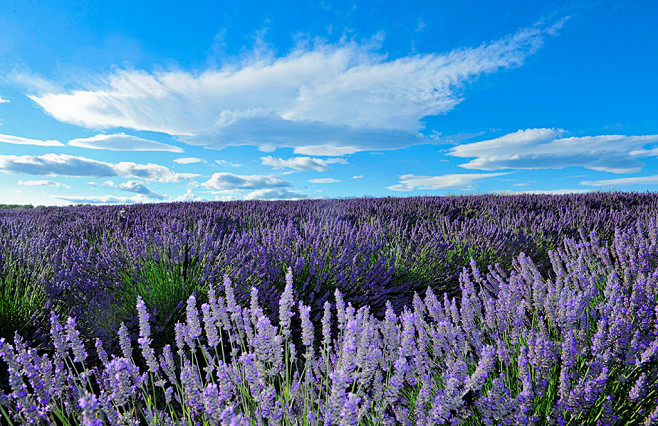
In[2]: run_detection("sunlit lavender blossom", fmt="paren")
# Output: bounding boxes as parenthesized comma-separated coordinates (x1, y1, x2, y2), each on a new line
(118, 322, 132, 359)
(174, 322, 185, 355)
(322, 300, 333, 353)
(136, 296, 151, 341)
(78, 392, 102, 426)
(95, 338, 109, 365)
(299, 301, 315, 356)
(186, 294, 203, 344)
(629, 372, 648, 402)
(65, 317, 87, 363)
(279, 268, 295, 340)
(341, 393, 362, 425)
(201, 303, 220, 348)
(466, 345, 496, 392)
(105, 357, 143, 407)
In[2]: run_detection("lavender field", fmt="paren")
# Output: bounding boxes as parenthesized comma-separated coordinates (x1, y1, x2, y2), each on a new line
(1, 193, 657, 425)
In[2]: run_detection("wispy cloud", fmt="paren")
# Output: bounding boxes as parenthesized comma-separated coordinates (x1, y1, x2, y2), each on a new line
(18, 179, 70, 189)
(0, 133, 63, 147)
(215, 160, 242, 167)
(56, 194, 162, 205)
(174, 157, 202, 164)
(580, 175, 658, 187)
(202, 172, 291, 190)
(307, 177, 341, 183)
(492, 188, 594, 195)
(29, 18, 565, 153)
(351, 175, 363, 179)
(261, 156, 347, 172)
(244, 188, 309, 200)
(100, 180, 165, 199)
(0, 95, 9, 103)
(387, 172, 509, 191)
(449, 128, 658, 174)
(0, 153, 196, 182)
(68, 133, 183, 152)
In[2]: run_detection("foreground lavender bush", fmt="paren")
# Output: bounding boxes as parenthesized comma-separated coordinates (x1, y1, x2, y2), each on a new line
(2, 224, 658, 425)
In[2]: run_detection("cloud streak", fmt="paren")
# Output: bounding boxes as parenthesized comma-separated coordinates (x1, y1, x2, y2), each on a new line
(388, 172, 509, 191)
(580, 175, 658, 187)
(449, 128, 658, 174)
(100, 180, 165, 199)
(0, 153, 196, 182)
(261, 156, 346, 171)
(29, 18, 565, 153)
(0, 133, 63, 147)
(174, 157, 202, 164)
(68, 133, 183, 152)
(244, 188, 309, 200)
(18, 179, 70, 189)
(307, 177, 340, 183)
(202, 172, 291, 190)
(56, 194, 162, 205)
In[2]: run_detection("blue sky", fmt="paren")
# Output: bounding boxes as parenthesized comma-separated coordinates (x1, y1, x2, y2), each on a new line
(1, 0, 658, 205)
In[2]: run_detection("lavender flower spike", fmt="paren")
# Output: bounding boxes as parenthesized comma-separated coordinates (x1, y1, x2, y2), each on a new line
(118, 322, 132, 359)
(279, 267, 295, 340)
(66, 317, 88, 363)
(135, 296, 151, 341)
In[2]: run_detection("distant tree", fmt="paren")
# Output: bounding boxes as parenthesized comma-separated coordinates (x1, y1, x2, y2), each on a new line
(0, 204, 34, 210)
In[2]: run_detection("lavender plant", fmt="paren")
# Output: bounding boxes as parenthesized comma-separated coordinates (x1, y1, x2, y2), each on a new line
(0, 218, 657, 424)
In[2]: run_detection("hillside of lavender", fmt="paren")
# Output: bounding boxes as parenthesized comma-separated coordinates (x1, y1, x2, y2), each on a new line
(1, 192, 657, 424)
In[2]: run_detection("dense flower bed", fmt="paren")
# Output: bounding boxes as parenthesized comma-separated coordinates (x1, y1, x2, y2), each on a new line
(0, 193, 657, 424)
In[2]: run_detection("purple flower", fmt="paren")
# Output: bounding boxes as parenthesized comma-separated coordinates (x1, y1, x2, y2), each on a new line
(340, 393, 362, 425)
(136, 296, 151, 341)
(104, 357, 143, 407)
(466, 345, 496, 393)
(279, 268, 295, 340)
(95, 338, 109, 366)
(628, 372, 647, 402)
(299, 301, 315, 356)
(78, 392, 102, 426)
(185, 295, 203, 346)
(202, 303, 220, 348)
(66, 317, 87, 363)
(322, 300, 333, 354)
(118, 322, 132, 359)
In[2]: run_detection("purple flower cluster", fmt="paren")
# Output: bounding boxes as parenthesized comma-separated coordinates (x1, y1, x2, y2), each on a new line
(0, 193, 658, 424)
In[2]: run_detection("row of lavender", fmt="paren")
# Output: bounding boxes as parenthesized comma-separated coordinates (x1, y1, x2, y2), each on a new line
(2, 193, 654, 354)
(0, 193, 657, 423)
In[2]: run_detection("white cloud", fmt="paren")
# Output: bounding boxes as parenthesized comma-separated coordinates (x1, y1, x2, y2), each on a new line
(387, 173, 509, 191)
(307, 177, 341, 183)
(0, 133, 63, 147)
(0, 153, 196, 182)
(0, 95, 9, 103)
(56, 194, 161, 205)
(244, 188, 309, 200)
(174, 157, 202, 164)
(202, 172, 291, 190)
(492, 189, 594, 195)
(449, 128, 658, 174)
(351, 175, 363, 179)
(100, 180, 165, 199)
(68, 133, 183, 152)
(18, 179, 70, 189)
(29, 19, 564, 153)
(172, 188, 207, 202)
(293, 145, 361, 156)
(215, 160, 242, 167)
(580, 175, 658, 187)
(261, 156, 347, 172)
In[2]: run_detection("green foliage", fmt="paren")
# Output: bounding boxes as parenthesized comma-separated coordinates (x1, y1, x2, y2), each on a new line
(112, 254, 208, 353)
